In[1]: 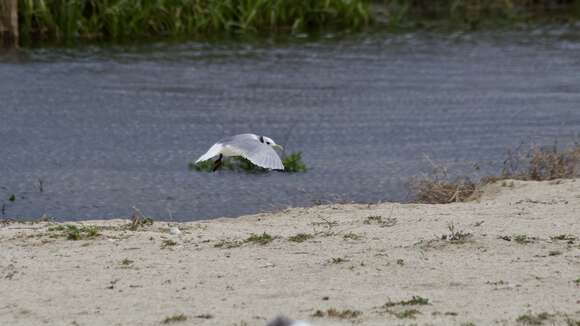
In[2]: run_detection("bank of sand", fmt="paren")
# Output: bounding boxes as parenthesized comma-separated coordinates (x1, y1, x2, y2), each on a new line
(1, 179, 579, 326)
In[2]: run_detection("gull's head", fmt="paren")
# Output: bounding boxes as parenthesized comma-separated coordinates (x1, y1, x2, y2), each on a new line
(260, 136, 283, 150)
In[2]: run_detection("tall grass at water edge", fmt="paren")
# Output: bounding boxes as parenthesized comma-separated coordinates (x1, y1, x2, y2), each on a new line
(13, 0, 580, 44)
(18, 0, 372, 43)
(381, 0, 580, 28)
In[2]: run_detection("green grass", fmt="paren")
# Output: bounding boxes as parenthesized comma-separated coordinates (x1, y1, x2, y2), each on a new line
(382, 296, 430, 307)
(330, 257, 348, 264)
(161, 239, 178, 248)
(48, 224, 100, 240)
(288, 233, 314, 243)
(189, 151, 307, 173)
(312, 308, 362, 319)
(382, 0, 580, 30)
(513, 234, 538, 244)
(388, 308, 421, 319)
(18, 0, 372, 44)
(343, 232, 363, 240)
(516, 312, 552, 325)
(245, 232, 274, 245)
(120, 258, 134, 266)
(213, 232, 275, 248)
(214, 239, 244, 248)
(162, 314, 187, 324)
(126, 210, 154, 231)
(11, 0, 580, 46)
(551, 234, 577, 243)
(282, 152, 308, 172)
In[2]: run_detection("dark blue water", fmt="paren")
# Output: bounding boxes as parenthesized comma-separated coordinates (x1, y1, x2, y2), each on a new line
(1, 29, 579, 221)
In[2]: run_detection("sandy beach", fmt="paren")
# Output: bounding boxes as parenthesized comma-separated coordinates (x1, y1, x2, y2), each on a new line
(1, 179, 579, 326)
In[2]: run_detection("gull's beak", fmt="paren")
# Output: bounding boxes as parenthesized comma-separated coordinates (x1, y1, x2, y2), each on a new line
(273, 144, 284, 150)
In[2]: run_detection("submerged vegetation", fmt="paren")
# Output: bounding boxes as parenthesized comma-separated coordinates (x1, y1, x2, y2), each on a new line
(411, 142, 580, 204)
(189, 151, 307, 173)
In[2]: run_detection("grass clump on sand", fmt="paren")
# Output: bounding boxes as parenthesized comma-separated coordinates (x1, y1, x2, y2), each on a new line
(409, 166, 477, 204)
(161, 239, 178, 248)
(288, 233, 314, 243)
(125, 208, 154, 231)
(442, 222, 472, 243)
(312, 308, 362, 319)
(410, 142, 580, 204)
(48, 224, 100, 240)
(189, 151, 307, 173)
(214, 239, 244, 249)
(516, 312, 552, 325)
(382, 296, 430, 307)
(214, 232, 275, 248)
(18, 0, 372, 44)
(245, 232, 274, 245)
(388, 308, 421, 319)
(162, 313, 187, 324)
(379, 296, 428, 320)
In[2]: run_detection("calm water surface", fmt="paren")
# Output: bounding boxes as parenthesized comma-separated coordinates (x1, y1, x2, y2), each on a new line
(1, 29, 579, 221)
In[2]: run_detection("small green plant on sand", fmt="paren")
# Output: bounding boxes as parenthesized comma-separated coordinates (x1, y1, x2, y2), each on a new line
(364, 215, 398, 227)
(120, 258, 134, 266)
(126, 209, 154, 231)
(382, 296, 430, 307)
(162, 314, 187, 324)
(513, 234, 537, 244)
(161, 239, 178, 248)
(288, 233, 314, 243)
(343, 232, 363, 240)
(48, 224, 100, 240)
(388, 309, 421, 319)
(245, 233, 274, 245)
(330, 257, 348, 264)
(516, 312, 552, 325)
(311, 308, 362, 319)
(551, 234, 577, 243)
(214, 239, 244, 249)
(442, 222, 472, 243)
(214, 233, 275, 248)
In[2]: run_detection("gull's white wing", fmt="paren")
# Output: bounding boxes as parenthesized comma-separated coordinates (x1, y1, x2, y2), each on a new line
(225, 136, 284, 170)
(195, 143, 223, 163)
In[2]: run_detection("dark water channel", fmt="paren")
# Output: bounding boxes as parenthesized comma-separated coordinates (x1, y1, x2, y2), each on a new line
(1, 29, 579, 221)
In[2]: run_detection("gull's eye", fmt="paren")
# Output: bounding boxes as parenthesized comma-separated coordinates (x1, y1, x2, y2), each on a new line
(266, 142, 271, 145)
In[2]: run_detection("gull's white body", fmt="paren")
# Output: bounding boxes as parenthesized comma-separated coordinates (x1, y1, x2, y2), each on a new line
(196, 133, 284, 170)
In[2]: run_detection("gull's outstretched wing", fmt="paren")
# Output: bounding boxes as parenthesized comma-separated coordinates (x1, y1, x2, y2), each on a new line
(225, 135, 284, 170)
(195, 143, 223, 163)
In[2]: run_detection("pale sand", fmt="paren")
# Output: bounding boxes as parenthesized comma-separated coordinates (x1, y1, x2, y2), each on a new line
(1, 180, 579, 326)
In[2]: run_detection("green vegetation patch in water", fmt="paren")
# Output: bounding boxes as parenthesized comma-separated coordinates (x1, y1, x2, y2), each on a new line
(189, 151, 307, 173)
